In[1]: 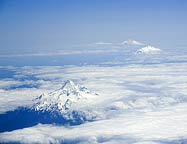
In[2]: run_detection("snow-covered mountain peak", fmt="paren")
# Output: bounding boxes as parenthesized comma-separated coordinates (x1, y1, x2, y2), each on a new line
(121, 39, 145, 46)
(136, 45, 162, 54)
(61, 80, 78, 92)
(32, 80, 98, 114)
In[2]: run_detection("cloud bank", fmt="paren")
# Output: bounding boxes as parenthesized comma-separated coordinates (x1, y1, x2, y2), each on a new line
(0, 62, 187, 143)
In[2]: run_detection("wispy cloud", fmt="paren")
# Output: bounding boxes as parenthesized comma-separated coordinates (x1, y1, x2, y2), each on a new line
(92, 41, 113, 46)
(89, 39, 146, 48)
(0, 49, 119, 58)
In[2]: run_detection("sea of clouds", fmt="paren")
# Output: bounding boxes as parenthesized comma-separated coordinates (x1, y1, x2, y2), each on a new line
(0, 62, 187, 143)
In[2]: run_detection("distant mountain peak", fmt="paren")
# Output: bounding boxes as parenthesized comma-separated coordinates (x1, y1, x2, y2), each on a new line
(136, 45, 162, 54)
(121, 39, 145, 46)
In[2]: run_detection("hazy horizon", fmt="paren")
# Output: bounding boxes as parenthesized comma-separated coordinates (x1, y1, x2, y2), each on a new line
(1, 0, 187, 56)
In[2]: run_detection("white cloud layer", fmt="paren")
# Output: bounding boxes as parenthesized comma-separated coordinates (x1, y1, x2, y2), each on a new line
(1, 104, 187, 144)
(0, 62, 187, 143)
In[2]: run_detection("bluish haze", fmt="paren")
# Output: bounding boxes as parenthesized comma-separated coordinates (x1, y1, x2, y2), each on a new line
(1, 1, 187, 143)
(0, 0, 187, 55)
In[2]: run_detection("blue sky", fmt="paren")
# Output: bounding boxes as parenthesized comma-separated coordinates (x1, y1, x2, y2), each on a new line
(0, 0, 187, 55)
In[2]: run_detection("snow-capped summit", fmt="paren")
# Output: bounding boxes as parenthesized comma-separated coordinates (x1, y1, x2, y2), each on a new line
(136, 45, 162, 54)
(61, 80, 78, 93)
(121, 39, 145, 46)
(32, 80, 98, 114)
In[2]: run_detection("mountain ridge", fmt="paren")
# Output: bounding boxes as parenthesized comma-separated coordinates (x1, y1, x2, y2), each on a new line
(32, 80, 98, 115)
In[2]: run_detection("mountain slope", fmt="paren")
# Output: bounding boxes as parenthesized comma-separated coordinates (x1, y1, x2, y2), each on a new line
(32, 80, 98, 115)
